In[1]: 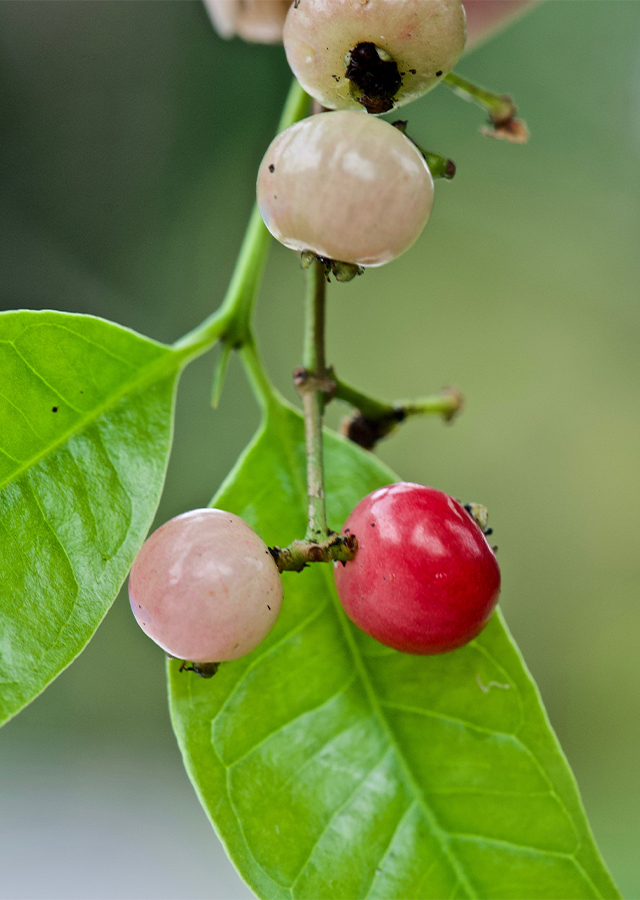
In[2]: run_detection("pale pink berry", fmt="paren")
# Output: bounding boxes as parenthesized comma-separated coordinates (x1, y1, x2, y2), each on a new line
(257, 110, 434, 267)
(129, 509, 283, 663)
(283, 0, 466, 114)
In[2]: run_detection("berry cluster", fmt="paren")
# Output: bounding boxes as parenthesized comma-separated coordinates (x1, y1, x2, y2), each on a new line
(129, 0, 502, 672)
(258, 0, 467, 269)
(130, 483, 499, 668)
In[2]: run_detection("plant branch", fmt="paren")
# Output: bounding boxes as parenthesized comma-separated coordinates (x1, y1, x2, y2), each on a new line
(391, 121, 456, 179)
(299, 258, 331, 541)
(172, 78, 310, 360)
(270, 259, 357, 571)
(443, 71, 529, 143)
(333, 375, 463, 450)
(238, 336, 280, 414)
(269, 533, 358, 574)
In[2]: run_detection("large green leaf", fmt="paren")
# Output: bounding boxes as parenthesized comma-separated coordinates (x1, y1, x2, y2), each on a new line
(0, 310, 184, 726)
(169, 399, 619, 900)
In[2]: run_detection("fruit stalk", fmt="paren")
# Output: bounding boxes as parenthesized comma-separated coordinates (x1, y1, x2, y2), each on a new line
(270, 256, 358, 572)
(300, 256, 331, 541)
(333, 375, 463, 449)
(443, 70, 529, 142)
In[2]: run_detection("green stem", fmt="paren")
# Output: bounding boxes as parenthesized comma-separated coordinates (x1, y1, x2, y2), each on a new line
(332, 376, 395, 419)
(443, 70, 515, 123)
(303, 259, 327, 383)
(401, 391, 463, 420)
(300, 258, 330, 541)
(270, 259, 358, 573)
(172, 79, 309, 360)
(391, 122, 455, 180)
(335, 376, 463, 450)
(333, 375, 462, 422)
(238, 336, 279, 415)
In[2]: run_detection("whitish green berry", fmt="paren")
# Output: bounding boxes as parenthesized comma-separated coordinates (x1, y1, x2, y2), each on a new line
(257, 111, 434, 267)
(283, 0, 466, 114)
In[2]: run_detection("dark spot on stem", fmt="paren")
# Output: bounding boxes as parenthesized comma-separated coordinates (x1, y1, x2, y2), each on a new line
(435, 70, 443, 77)
(268, 164, 275, 173)
(51, 407, 58, 412)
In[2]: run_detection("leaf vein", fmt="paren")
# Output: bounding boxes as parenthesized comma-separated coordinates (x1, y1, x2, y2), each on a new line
(225, 672, 357, 771)
(379, 699, 522, 742)
(317, 563, 478, 899)
(289, 747, 393, 894)
(362, 799, 418, 899)
(212, 599, 330, 734)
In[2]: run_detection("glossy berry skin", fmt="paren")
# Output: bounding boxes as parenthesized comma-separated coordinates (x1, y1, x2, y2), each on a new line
(284, 0, 466, 114)
(257, 111, 434, 267)
(129, 509, 283, 663)
(333, 483, 500, 654)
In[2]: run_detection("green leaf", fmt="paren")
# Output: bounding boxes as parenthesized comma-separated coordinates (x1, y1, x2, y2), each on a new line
(168, 399, 620, 900)
(0, 310, 184, 727)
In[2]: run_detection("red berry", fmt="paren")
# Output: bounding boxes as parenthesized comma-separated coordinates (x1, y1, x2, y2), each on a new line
(333, 483, 500, 654)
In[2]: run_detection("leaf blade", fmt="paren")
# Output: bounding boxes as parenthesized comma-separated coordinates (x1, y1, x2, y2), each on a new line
(0, 310, 184, 726)
(169, 400, 619, 900)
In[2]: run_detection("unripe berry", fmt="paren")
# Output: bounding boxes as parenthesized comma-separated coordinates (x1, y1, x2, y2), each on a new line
(129, 509, 283, 663)
(283, 0, 466, 114)
(257, 111, 434, 267)
(333, 483, 500, 654)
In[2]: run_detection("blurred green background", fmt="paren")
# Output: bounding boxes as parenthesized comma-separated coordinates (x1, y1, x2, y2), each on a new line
(0, 2, 638, 897)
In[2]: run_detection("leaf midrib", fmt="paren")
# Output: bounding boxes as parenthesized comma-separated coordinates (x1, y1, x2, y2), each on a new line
(263, 403, 479, 898)
(318, 560, 479, 900)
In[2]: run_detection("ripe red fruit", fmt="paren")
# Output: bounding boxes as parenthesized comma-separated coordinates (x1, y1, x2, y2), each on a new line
(333, 482, 500, 654)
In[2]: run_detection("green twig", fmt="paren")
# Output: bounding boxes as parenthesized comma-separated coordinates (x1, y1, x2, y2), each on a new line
(333, 375, 463, 450)
(172, 79, 309, 361)
(270, 259, 358, 572)
(443, 71, 529, 143)
(391, 121, 456, 180)
(299, 258, 331, 542)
